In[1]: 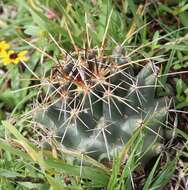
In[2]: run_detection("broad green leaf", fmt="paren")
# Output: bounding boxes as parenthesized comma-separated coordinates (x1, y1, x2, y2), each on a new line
(46, 159, 109, 187)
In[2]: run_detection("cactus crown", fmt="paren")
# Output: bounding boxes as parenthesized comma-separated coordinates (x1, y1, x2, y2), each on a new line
(37, 46, 169, 161)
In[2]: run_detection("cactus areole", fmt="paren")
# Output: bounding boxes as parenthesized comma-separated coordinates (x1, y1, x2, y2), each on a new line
(38, 46, 169, 162)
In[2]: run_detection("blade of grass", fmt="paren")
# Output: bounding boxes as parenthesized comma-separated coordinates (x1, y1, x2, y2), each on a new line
(46, 159, 109, 187)
(150, 160, 176, 190)
(2, 121, 110, 187)
(143, 155, 161, 190)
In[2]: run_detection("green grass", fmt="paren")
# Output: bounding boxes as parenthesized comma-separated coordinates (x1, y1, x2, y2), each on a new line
(0, 0, 188, 189)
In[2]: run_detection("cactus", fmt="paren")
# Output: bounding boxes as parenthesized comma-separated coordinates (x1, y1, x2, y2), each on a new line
(37, 46, 169, 162)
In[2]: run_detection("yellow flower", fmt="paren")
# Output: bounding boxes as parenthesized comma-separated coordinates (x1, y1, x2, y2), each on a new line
(0, 41, 10, 56)
(1, 50, 29, 65)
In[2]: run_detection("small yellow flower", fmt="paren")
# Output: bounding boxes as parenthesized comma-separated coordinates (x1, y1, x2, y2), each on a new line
(0, 41, 10, 56)
(1, 50, 29, 65)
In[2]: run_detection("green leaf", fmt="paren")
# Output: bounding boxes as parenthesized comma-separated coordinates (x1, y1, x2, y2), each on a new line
(107, 152, 122, 190)
(16, 0, 66, 36)
(0, 90, 18, 108)
(143, 155, 161, 190)
(0, 169, 24, 178)
(150, 160, 176, 189)
(46, 175, 66, 190)
(159, 4, 174, 15)
(152, 31, 160, 50)
(162, 44, 188, 51)
(18, 182, 49, 190)
(0, 139, 30, 160)
(24, 25, 44, 36)
(184, 88, 188, 95)
(2, 121, 110, 187)
(179, 12, 188, 27)
(176, 79, 183, 95)
(46, 159, 109, 187)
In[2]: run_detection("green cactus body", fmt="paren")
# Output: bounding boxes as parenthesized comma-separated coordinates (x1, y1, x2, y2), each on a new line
(37, 46, 169, 162)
